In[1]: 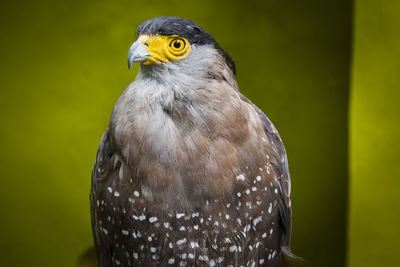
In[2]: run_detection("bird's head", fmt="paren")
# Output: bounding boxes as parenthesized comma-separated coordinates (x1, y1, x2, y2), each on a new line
(128, 16, 236, 75)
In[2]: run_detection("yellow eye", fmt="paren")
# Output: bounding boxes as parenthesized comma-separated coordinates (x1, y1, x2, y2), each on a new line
(169, 38, 187, 54)
(158, 36, 190, 61)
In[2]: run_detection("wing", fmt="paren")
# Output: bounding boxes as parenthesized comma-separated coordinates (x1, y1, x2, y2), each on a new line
(253, 106, 292, 251)
(90, 129, 115, 267)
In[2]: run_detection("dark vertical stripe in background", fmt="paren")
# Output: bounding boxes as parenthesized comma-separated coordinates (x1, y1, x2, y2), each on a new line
(234, 2, 352, 267)
(0, 1, 398, 267)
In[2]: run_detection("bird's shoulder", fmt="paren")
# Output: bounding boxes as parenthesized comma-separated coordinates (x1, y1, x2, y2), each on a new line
(239, 93, 292, 247)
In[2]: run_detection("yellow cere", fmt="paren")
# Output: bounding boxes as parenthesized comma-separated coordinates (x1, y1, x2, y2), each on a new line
(139, 35, 191, 65)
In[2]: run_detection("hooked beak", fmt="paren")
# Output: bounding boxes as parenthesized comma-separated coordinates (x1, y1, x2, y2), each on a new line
(127, 39, 151, 69)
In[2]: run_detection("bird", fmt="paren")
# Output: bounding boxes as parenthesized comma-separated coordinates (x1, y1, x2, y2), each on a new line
(90, 16, 294, 267)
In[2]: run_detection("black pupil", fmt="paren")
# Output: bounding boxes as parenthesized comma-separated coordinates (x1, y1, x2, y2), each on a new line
(173, 40, 181, 49)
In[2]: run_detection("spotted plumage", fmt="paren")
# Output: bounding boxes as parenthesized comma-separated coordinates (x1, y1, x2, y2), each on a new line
(90, 16, 294, 267)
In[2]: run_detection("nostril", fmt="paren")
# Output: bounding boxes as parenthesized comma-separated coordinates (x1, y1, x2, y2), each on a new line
(144, 43, 149, 47)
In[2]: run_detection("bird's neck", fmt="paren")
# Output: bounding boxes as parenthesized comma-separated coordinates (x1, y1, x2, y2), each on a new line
(132, 66, 205, 117)
(109, 50, 239, 168)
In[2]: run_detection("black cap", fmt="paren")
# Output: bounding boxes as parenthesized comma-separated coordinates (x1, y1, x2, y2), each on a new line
(137, 16, 236, 74)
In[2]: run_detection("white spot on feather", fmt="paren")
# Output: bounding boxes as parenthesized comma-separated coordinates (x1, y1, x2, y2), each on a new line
(121, 229, 129, 235)
(176, 238, 187, 245)
(229, 245, 237, 252)
(190, 241, 199, 248)
(236, 174, 245, 181)
(262, 232, 267, 238)
(149, 217, 158, 223)
(253, 216, 262, 226)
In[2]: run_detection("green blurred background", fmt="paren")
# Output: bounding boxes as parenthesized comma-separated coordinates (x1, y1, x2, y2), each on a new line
(0, 0, 398, 266)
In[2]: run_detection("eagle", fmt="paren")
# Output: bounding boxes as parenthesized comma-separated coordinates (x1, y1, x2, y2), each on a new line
(90, 16, 294, 267)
